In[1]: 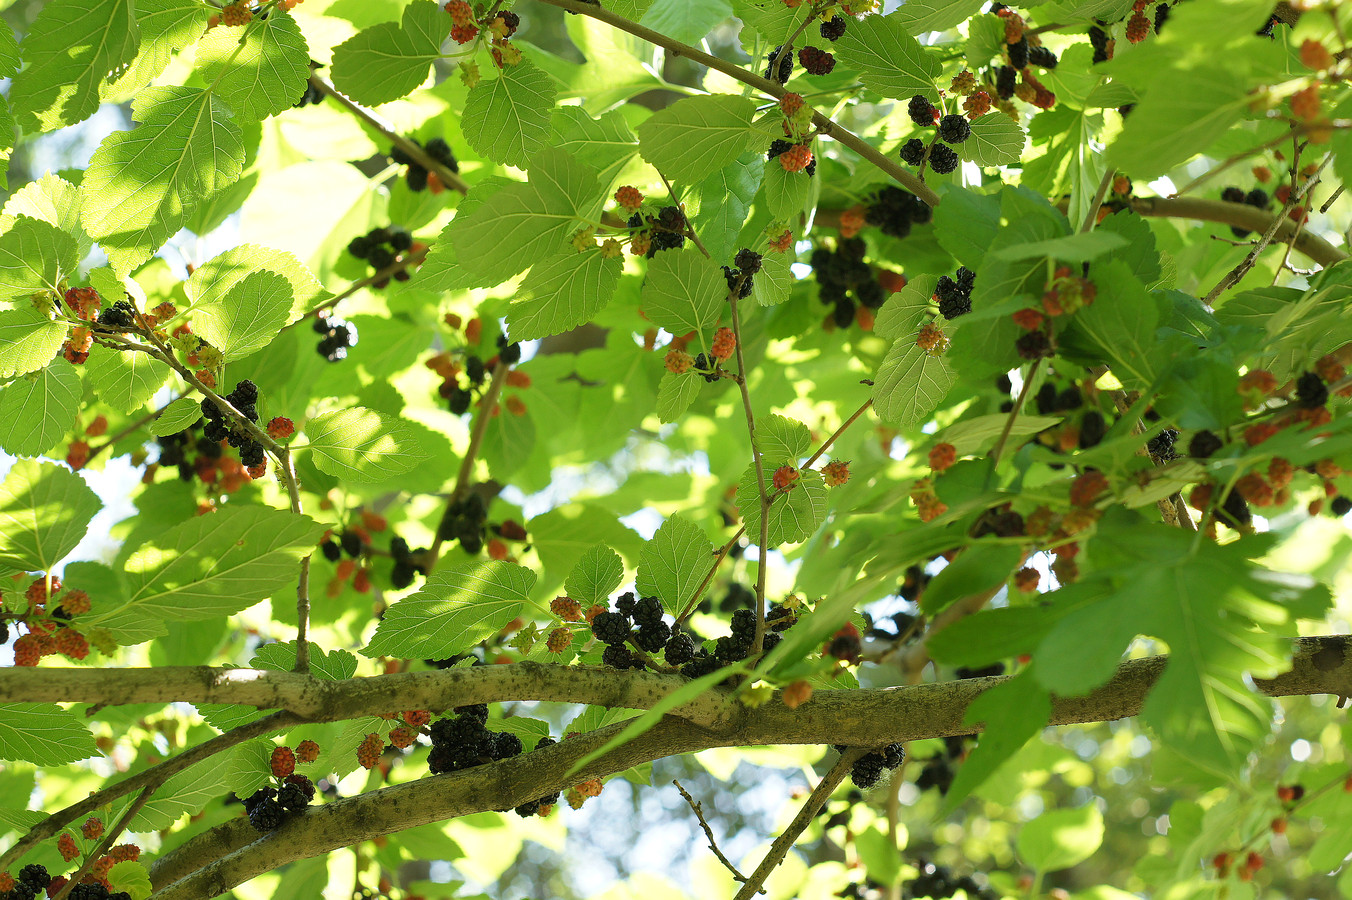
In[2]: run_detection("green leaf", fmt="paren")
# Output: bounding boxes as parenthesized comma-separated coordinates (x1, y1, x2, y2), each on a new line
(750, 247, 794, 307)
(873, 274, 936, 343)
(362, 560, 535, 659)
(637, 95, 761, 186)
(196, 10, 309, 121)
(564, 545, 625, 606)
(305, 407, 429, 482)
(691, 153, 762, 263)
(103, 0, 210, 105)
(253, 640, 359, 680)
(192, 270, 293, 361)
(921, 543, 1023, 615)
(0, 459, 99, 570)
(129, 759, 228, 831)
(81, 86, 245, 273)
(9, 0, 139, 133)
(462, 60, 558, 168)
(761, 159, 813, 223)
(834, 13, 942, 102)
(0, 174, 91, 261)
(640, 248, 727, 337)
(940, 669, 1051, 810)
(757, 414, 811, 464)
(86, 345, 170, 414)
(656, 371, 701, 424)
(1107, 64, 1248, 179)
(550, 106, 639, 190)
(896, 0, 986, 34)
(329, 1, 451, 107)
(962, 113, 1027, 167)
(932, 187, 1000, 269)
(106, 861, 151, 900)
(185, 244, 326, 329)
(635, 514, 714, 615)
(0, 704, 97, 765)
(447, 149, 599, 286)
(86, 506, 324, 637)
(507, 249, 623, 341)
(0, 216, 80, 302)
(0, 359, 82, 457)
(855, 825, 903, 886)
(736, 466, 827, 547)
(871, 338, 957, 427)
(1070, 260, 1157, 389)
(1018, 805, 1105, 872)
(149, 397, 205, 437)
(993, 230, 1127, 263)
(934, 413, 1063, 457)
(638, 0, 731, 45)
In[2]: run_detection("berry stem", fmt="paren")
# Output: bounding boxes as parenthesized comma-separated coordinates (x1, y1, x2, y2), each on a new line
(986, 358, 1043, 489)
(674, 780, 752, 884)
(731, 747, 867, 900)
(306, 75, 469, 195)
(424, 359, 512, 573)
(1079, 166, 1116, 233)
(301, 245, 429, 321)
(49, 786, 155, 900)
(535, 0, 940, 208)
(727, 280, 771, 658)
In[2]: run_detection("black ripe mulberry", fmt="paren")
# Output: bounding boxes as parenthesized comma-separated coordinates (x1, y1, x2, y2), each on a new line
(664, 631, 696, 666)
(1028, 45, 1058, 68)
(820, 15, 847, 41)
(591, 611, 631, 645)
(1331, 496, 1352, 517)
(929, 143, 960, 175)
(764, 45, 794, 84)
(248, 798, 286, 832)
(995, 65, 1017, 99)
(1188, 430, 1223, 458)
(602, 643, 636, 669)
(938, 114, 971, 144)
(1296, 371, 1329, 409)
(907, 94, 937, 127)
(899, 138, 927, 165)
(1007, 36, 1029, 69)
(798, 46, 836, 75)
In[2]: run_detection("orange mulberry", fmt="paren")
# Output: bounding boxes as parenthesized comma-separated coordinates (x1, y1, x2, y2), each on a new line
(356, 733, 383, 769)
(82, 817, 104, 840)
(271, 746, 296, 778)
(296, 739, 321, 763)
(710, 327, 736, 361)
(221, 2, 253, 26)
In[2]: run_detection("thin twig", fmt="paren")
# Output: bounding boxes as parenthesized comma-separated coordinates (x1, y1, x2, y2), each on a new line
(1320, 183, 1344, 214)
(52, 786, 156, 900)
(732, 748, 866, 900)
(535, 0, 940, 208)
(300, 247, 428, 321)
(1170, 129, 1305, 198)
(674, 780, 751, 884)
(84, 402, 170, 466)
(1079, 167, 1115, 233)
(0, 712, 300, 875)
(728, 286, 771, 657)
(307, 75, 469, 195)
(424, 360, 511, 572)
(987, 358, 1042, 486)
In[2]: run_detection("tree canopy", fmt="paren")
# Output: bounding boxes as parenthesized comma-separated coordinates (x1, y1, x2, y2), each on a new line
(0, 0, 1349, 898)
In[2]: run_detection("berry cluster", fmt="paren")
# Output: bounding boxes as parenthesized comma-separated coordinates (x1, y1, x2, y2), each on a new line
(676, 604, 799, 679)
(244, 771, 316, 832)
(149, 420, 263, 490)
(6, 576, 94, 666)
(767, 139, 817, 176)
(390, 137, 458, 193)
(1088, 25, 1113, 63)
(47, 830, 142, 899)
(1029, 378, 1108, 452)
(836, 742, 905, 789)
(0, 864, 52, 900)
(626, 206, 687, 258)
(899, 96, 968, 175)
(438, 492, 488, 555)
(313, 313, 357, 362)
(863, 186, 931, 239)
(1220, 185, 1272, 238)
(346, 225, 416, 286)
(722, 249, 761, 299)
(427, 705, 518, 772)
(934, 267, 976, 319)
(201, 380, 266, 470)
(588, 593, 675, 670)
(388, 536, 430, 589)
(810, 238, 887, 329)
(96, 299, 138, 331)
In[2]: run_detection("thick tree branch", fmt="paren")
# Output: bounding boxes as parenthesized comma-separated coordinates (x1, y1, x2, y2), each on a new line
(1129, 196, 1345, 267)
(532, 0, 941, 208)
(145, 635, 1352, 899)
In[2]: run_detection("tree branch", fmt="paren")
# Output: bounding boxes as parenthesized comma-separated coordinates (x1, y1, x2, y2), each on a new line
(532, 0, 941, 208)
(1129, 195, 1345, 268)
(144, 635, 1352, 899)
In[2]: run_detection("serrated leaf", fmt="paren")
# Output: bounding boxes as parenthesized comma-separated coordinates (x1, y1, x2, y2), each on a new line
(0, 174, 91, 260)
(920, 543, 1023, 615)
(564, 545, 624, 606)
(448, 149, 599, 286)
(462, 60, 557, 168)
(0, 704, 97, 765)
(1107, 63, 1248, 179)
(1018, 805, 1105, 872)
(750, 247, 794, 307)
(507, 249, 623, 341)
(363, 560, 535, 658)
(86, 345, 170, 414)
(640, 249, 726, 336)
(834, 13, 942, 102)
(872, 338, 957, 427)
(330, 1, 451, 107)
(305, 407, 428, 482)
(737, 466, 827, 547)
(873, 274, 937, 342)
(0, 459, 99, 570)
(638, 0, 731, 44)
(9, 0, 139, 133)
(896, 0, 986, 34)
(0, 359, 82, 457)
(757, 414, 810, 464)
(962, 113, 1026, 167)
(635, 514, 714, 615)
(551, 106, 638, 189)
(191, 270, 292, 361)
(150, 397, 204, 437)
(691, 152, 761, 263)
(185, 244, 326, 326)
(993, 230, 1127, 263)
(637, 94, 761, 185)
(1070, 260, 1157, 389)
(195, 10, 310, 121)
(939, 669, 1051, 811)
(81, 86, 245, 273)
(105, 861, 151, 900)
(129, 761, 227, 831)
(761, 158, 813, 223)
(198, 641, 358, 731)
(656, 371, 701, 424)
(934, 413, 1063, 456)
(104, 0, 210, 104)
(85, 506, 324, 637)
(0, 216, 80, 303)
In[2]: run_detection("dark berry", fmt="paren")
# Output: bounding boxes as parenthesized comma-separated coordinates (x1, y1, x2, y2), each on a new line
(1028, 45, 1058, 68)
(466, 356, 486, 384)
(929, 143, 960, 175)
(277, 782, 310, 812)
(367, 227, 392, 246)
(734, 248, 763, 274)
(388, 226, 413, 252)
(938, 114, 971, 144)
(488, 732, 523, 760)
(448, 387, 472, 416)
(602, 643, 635, 668)
(635, 620, 671, 653)
(497, 334, 522, 365)
(1217, 489, 1252, 528)
(615, 591, 638, 616)
(664, 631, 696, 666)
(850, 752, 885, 789)
(347, 236, 372, 259)
(1221, 186, 1246, 204)
(995, 65, 1017, 99)
(340, 531, 363, 558)
(18, 864, 50, 889)
(938, 294, 971, 319)
(1080, 410, 1107, 448)
(591, 611, 631, 645)
(248, 798, 286, 831)
(321, 539, 342, 562)
(389, 144, 413, 165)
(798, 45, 836, 75)
(1188, 430, 1223, 458)
(723, 266, 755, 299)
(1245, 188, 1271, 210)
(1016, 330, 1052, 359)
(1154, 2, 1171, 32)
(907, 94, 937, 127)
(1331, 496, 1352, 517)
(631, 595, 664, 626)
(1296, 371, 1329, 409)
(425, 137, 457, 170)
(900, 138, 927, 165)
(820, 15, 847, 40)
(833, 298, 856, 329)
(1148, 428, 1179, 461)
(1008, 36, 1029, 69)
(406, 164, 429, 192)
(369, 245, 395, 269)
(764, 45, 794, 84)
